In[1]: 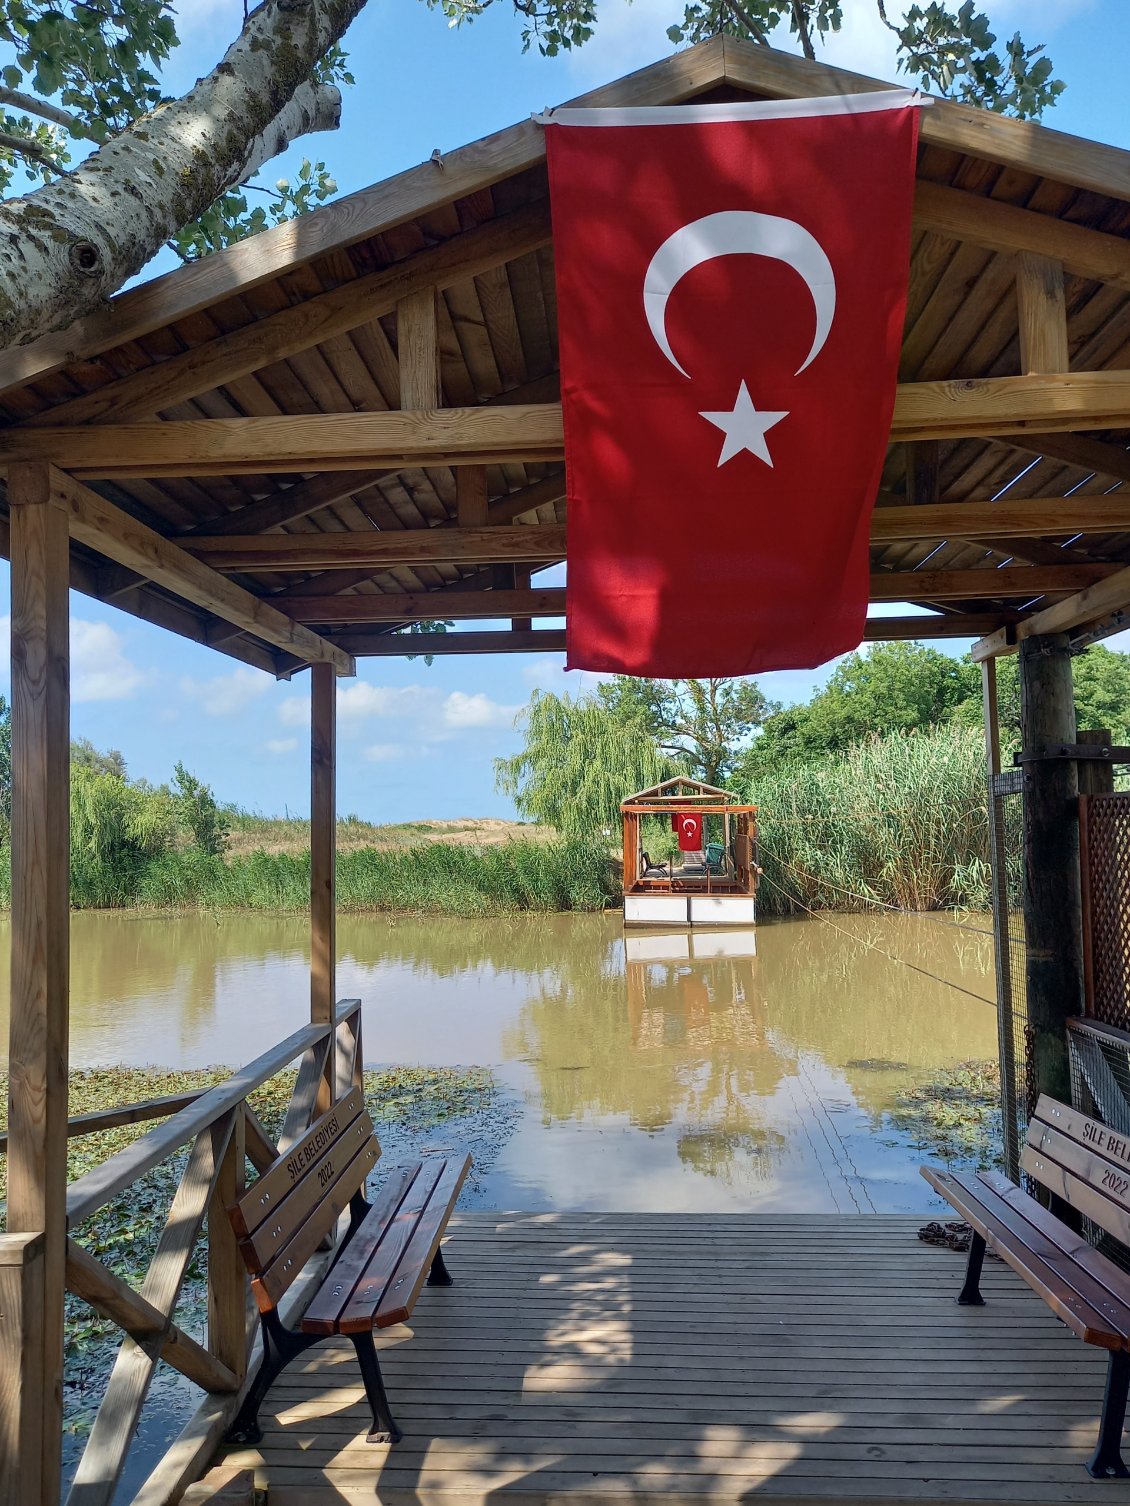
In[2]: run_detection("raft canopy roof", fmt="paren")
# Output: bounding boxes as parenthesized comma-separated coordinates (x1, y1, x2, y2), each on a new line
(621, 776, 749, 810)
(4, 35, 1130, 675)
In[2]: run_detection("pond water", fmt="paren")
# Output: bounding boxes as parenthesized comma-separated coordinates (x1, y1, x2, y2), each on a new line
(0, 907, 999, 1214)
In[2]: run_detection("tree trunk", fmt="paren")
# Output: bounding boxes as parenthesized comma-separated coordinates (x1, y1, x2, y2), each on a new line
(0, 0, 369, 350)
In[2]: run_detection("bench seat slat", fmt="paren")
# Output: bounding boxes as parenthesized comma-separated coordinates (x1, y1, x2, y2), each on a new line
(250, 1135, 379, 1313)
(376, 1153, 472, 1329)
(922, 1167, 1127, 1347)
(338, 1158, 448, 1334)
(237, 1112, 378, 1270)
(232, 1086, 367, 1240)
(978, 1169, 1130, 1328)
(300, 1164, 420, 1336)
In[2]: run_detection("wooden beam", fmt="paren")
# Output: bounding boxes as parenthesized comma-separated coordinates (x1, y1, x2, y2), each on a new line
(914, 181, 1130, 293)
(457, 467, 489, 528)
(6, 459, 69, 1506)
(720, 35, 1130, 203)
(1004, 432, 1130, 484)
(872, 495, 1130, 542)
(0, 405, 565, 477)
(26, 208, 549, 428)
(310, 661, 336, 1119)
(871, 564, 1117, 601)
(180, 471, 380, 539)
(0, 39, 727, 400)
(0, 1234, 46, 1506)
(1016, 253, 1069, 375)
(52, 468, 353, 674)
(974, 559, 1130, 661)
(286, 587, 567, 623)
(487, 474, 565, 525)
(12, 374, 1130, 477)
(282, 570, 1109, 625)
(396, 288, 440, 411)
(336, 615, 1009, 656)
(186, 524, 566, 570)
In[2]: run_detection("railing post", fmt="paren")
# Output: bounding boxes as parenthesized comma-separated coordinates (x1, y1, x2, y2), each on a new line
(208, 1105, 249, 1384)
(311, 661, 337, 1113)
(7, 460, 70, 1506)
(0, 1233, 46, 1506)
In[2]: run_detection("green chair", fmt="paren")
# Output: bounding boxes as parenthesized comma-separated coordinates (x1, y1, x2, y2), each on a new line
(705, 841, 726, 875)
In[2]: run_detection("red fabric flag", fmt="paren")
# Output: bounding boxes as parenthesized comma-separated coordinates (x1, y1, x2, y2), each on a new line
(672, 811, 704, 851)
(544, 95, 921, 677)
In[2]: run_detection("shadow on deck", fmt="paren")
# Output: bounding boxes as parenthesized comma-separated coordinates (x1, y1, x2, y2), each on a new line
(216, 1211, 1128, 1505)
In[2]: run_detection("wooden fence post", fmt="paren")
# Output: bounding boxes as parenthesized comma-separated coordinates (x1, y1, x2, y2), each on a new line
(6, 460, 70, 1506)
(1019, 632, 1084, 1105)
(0, 1233, 46, 1506)
(207, 1106, 248, 1383)
(310, 661, 337, 1113)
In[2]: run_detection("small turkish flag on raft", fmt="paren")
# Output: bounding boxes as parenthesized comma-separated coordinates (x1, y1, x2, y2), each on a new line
(543, 94, 922, 677)
(672, 811, 704, 852)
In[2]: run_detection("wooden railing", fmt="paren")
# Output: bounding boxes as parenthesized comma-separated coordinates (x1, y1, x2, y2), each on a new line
(8, 998, 364, 1506)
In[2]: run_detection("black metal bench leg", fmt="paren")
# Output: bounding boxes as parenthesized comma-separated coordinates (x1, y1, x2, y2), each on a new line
(957, 1231, 987, 1306)
(1090, 1350, 1130, 1478)
(350, 1331, 403, 1445)
(428, 1244, 454, 1286)
(227, 1312, 321, 1447)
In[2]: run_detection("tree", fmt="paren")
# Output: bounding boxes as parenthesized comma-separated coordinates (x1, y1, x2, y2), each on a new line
(71, 735, 127, 780)
(0, 0, 362, 347)
(433, 0, 1063, 120)
(172, 760, 230, 856)
(596, 677, 775, 786)
(745, 641, 977, 774)
(495, 689, 681, 837)
(971, 645, 1130, 752)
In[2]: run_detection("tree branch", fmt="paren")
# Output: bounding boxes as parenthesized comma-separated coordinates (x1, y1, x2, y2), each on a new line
(0, 87, 79, 131)
(721, 0, 770, 45)
(0, 131, 61, 166)
(790, 0, 816, 60)
(0, 0, 364, 349)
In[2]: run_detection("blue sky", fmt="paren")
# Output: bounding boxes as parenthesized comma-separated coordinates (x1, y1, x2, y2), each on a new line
(1, 0, 1125, 820)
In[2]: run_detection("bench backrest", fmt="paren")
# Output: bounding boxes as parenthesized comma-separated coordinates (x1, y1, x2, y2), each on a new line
(1024, 1094, 1130, 1245)
(229, 1084, 380, 1314)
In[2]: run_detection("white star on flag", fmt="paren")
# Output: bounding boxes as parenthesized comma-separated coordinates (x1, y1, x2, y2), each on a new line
(700, 382, 789, 468)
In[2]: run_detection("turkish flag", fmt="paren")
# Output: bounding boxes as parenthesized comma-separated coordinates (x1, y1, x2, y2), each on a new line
(672, 811, 704, 851)
(544, 94, 920, 676)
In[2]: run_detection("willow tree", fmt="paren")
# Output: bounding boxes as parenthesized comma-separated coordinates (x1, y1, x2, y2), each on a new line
(495, 690, 682, 839)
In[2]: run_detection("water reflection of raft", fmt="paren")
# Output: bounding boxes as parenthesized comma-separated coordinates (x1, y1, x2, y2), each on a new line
(621, 777, 759, 927)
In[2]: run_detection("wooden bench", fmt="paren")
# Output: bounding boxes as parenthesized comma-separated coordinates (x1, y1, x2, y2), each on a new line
(924, 1094, 1130, 1479)
(225, 1084, 470, 1447)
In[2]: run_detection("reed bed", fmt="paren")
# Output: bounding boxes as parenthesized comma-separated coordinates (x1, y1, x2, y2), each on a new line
(752, 724, 993, 916)
(93, 836, 617, 914)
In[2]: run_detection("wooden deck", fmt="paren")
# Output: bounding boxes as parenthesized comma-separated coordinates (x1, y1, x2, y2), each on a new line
(217, 1211, 1130, 1506)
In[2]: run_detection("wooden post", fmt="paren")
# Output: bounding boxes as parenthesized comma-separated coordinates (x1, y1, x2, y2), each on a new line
(310, 661, 336, 1112)
(511, 564, 533, 632)
(1078, 728, 1116, 798)
(1016, 253, 1069, 374)
(1077, 729, 1116, 1025)
(1019, 633, 1084, 1106)
(456, 467, 488, 528)
(0, 1233, 46, 1506)
(982, 657, 1020, 1179)
(396, 289, 440, 410)
(6, 459, 70, 1506)
(207, 1107, 248, 1384)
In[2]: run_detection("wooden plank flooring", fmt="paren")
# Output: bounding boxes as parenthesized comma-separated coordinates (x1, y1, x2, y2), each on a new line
(219, 1212, 1130, 1505)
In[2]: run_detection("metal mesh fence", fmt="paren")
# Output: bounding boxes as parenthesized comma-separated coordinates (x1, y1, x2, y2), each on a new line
(989, 768, 1029, 1181)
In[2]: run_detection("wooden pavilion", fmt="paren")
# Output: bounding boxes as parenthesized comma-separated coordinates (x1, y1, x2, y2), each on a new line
(620, 776, 759, 926)
(4, 31, 1130, 1506)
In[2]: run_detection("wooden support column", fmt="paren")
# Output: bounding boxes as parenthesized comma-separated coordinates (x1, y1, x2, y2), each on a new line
(982, 658, 1020, 1180)
(207, 1107, 248, 1384)
(0, 1233, 46, 1506)
(396, 289, 440, 410)
(6, 459, 70, 1506)
(1016, 253, 1069, 374)
(457, 466, 488, 528)
(310, 662, 336, 1113)
(511, 565, 533, 632)
(1019, 634, 1084, 1108)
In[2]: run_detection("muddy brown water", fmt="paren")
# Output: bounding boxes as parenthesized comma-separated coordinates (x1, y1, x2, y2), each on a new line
(0, 908, 998, 1214)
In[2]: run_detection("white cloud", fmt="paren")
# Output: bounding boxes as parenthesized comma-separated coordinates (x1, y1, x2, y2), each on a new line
(364, 743, 406, 763)
(72, 620, 146, 703)
(441, 691, 522, 730)
(266, 737, 297, 755)
(181, 665, 271, 718)
(278, 696, 309, 728)
(337, 682, 430, 721)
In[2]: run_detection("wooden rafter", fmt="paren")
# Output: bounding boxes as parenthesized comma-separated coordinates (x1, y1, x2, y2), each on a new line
(53, 468, 354, 674)
(186, 524, 566, 570)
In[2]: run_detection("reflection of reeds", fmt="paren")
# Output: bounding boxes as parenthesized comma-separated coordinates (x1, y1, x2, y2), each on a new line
(754, 726, 993, 915)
